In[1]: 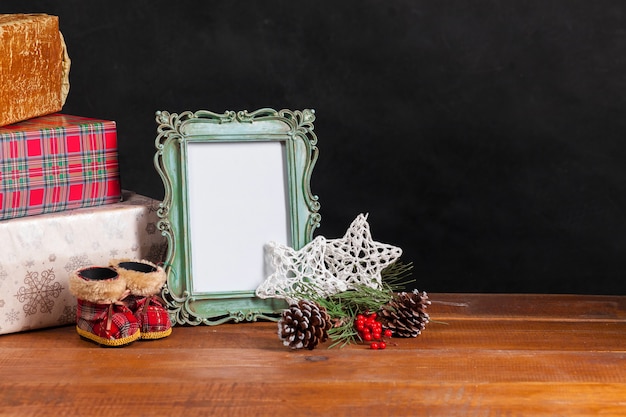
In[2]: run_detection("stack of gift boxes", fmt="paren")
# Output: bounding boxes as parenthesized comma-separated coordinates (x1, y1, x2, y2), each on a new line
(0, 14, 166, 335)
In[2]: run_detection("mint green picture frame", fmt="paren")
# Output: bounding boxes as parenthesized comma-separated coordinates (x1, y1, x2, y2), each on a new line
(154, 108, 320, 325)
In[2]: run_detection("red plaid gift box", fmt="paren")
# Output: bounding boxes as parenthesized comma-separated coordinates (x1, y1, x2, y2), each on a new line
(0, 113, 121, 220)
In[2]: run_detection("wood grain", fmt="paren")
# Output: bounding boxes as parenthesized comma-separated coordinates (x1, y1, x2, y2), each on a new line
(0, 293, 624, 417)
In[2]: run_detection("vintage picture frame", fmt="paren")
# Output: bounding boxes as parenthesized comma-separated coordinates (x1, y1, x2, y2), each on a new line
(153, 108, 320, 325)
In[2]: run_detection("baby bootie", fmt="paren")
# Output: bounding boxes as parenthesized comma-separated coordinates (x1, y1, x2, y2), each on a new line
(111, 259, 172, 340)
(69, 266, 141, 347)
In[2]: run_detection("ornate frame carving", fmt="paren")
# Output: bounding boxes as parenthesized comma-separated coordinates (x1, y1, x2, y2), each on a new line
(154, 108, 320, 325)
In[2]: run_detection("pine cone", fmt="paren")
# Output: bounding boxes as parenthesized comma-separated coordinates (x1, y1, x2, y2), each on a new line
(379, 290, 431, 338)
(278, 300, 332, 350)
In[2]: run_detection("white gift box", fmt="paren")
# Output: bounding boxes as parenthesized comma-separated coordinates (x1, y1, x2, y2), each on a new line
(0, 190, 167, 335)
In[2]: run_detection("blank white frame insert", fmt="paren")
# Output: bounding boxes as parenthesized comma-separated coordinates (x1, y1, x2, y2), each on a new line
(186, 141, 290, 293)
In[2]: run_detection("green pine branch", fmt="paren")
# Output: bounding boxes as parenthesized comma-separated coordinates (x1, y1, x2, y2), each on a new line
(294, 260, 415, 348)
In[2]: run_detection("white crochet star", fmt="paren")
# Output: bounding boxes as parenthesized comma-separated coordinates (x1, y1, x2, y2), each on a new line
(256, 214, 403, 301)
(256, 236, 345, 301)
(324, 214, 403, 289)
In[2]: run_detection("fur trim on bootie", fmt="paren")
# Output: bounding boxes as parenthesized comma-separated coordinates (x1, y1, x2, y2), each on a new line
(110, 259, 167, 296)
(69, 267, 129, 304)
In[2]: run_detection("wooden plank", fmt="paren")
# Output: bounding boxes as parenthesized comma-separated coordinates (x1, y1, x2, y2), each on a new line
(429, 293, 626, 320)
(2, 343, 624, 384)
(0, 293, 624, 417)
(1, 381, 625, 417)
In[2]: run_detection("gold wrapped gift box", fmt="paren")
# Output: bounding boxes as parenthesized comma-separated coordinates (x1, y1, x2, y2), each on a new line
(0, 14, 71, 127)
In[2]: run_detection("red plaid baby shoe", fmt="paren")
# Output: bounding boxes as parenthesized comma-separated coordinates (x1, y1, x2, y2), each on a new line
(111, 259, 172, 340)
(69, 267, 140, 347)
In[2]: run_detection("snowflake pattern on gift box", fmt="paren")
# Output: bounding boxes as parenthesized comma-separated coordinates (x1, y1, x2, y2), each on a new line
(104, 218, 125, 240)
(57, 305, 76, 324)
(146, 242, 168, 264)
(147, 200, 159, 213)
(5, 308, 20, 324)
(145, 222, 157, 235)
(0, 263, 8, 286)
(14, 269, 63, 316)
(64, 255, 92, 273)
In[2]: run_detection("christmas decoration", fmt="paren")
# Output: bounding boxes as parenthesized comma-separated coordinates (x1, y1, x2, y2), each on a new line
(0, 113, 121, 221)
(256, 214, 403, 301)
(110, 259, 172, 340)
(325, 270, 424, 348)
(259, 214, 430, 350)
(278, 300, 332, 350)
(379, 290, 431, 338)
(257, 236, 338, 301)
(324, 213, 403, 290)
(355, 312, 391, 350)
(0, 191, 166, 336)
(278, 260, 424, 349)
(68, 266, 140, 347)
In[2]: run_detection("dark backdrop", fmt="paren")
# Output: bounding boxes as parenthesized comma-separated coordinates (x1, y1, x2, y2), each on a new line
(4, 1, 626, 294)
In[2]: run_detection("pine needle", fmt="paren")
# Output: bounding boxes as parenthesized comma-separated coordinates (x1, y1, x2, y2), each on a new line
(282, 260, 416, 348)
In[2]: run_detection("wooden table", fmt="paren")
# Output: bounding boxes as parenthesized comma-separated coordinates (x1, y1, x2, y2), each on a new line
(0, 293, 624, 416)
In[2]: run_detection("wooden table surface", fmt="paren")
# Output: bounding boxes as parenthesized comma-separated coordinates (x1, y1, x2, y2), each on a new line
(0, 293, 625, 417)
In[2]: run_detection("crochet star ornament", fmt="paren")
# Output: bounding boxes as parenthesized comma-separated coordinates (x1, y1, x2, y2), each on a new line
(256, 214, 403, 301)
(324, 214, 403, 290)
(256, 236, 344, 301)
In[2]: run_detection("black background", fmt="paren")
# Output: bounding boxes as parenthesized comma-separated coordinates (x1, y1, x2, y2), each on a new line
(3, 1, 626, 295)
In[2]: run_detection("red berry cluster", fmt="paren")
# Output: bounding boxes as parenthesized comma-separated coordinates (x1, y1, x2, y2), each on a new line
(354, 312, 394, 350)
